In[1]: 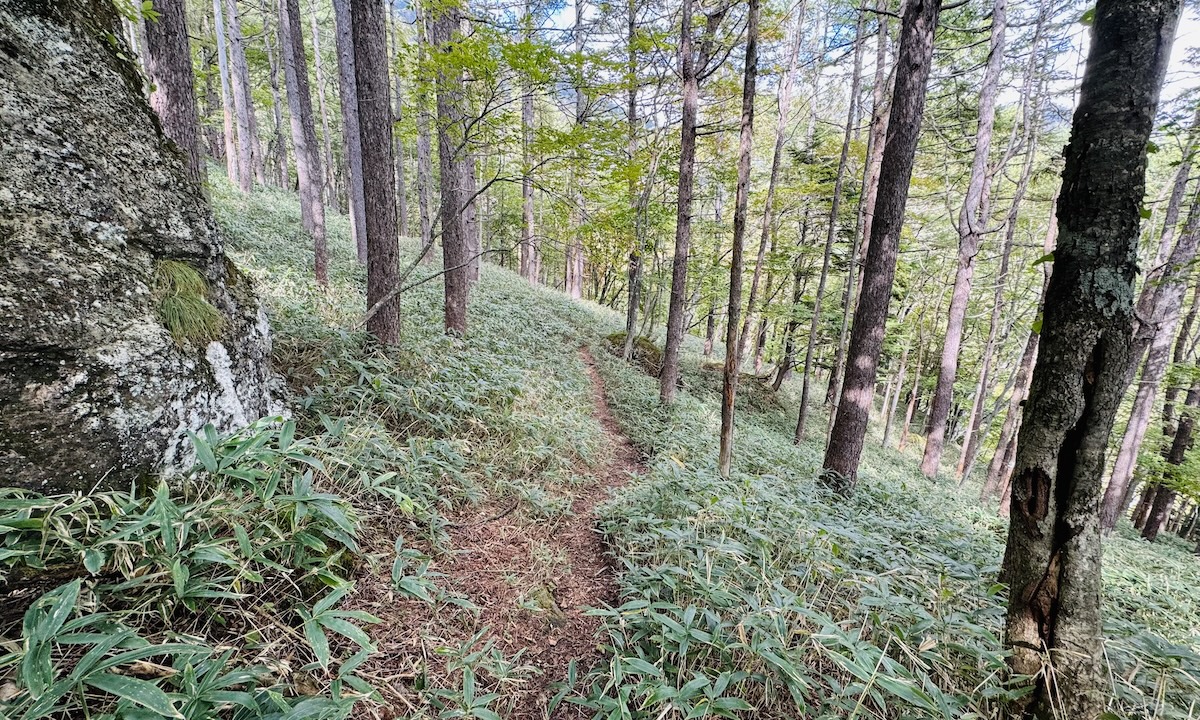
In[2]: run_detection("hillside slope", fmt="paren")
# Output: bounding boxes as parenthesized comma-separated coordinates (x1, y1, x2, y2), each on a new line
(2, 182, 1196, 720)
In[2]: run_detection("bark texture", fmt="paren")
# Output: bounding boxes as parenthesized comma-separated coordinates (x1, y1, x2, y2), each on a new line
(820, 0, 941, 490)
(0, 0, 280, 492)
(225, 0, 258, 192)
(920, 0, 1005, 478)
(1000, 2, 1180, 715)
(717, 0, 759, 478)
(144, 0, 205, 185)
(279, 0, 329, 285)
(431, 0, 469, 334)
(333, 0, 368, 263)
(352, 0, 399, 345)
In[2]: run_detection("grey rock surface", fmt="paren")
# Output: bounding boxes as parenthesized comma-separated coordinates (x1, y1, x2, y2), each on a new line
(0, 0, 282, 492)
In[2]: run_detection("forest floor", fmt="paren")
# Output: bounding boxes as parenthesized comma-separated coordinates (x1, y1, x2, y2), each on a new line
(205, 178, 1200, 720)
(343, 347, 642, 719)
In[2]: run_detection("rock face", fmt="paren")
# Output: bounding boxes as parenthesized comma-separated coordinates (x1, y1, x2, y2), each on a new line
(0, 0, 281, 493)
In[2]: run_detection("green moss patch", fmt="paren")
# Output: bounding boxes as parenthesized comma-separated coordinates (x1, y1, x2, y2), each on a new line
(605, 331, 663, 377)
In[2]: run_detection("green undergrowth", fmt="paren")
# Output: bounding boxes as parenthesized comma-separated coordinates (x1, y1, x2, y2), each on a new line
(573, 314, 1200, 718)
(0, 176, 607, 720)
(4, 176, 1198, 720)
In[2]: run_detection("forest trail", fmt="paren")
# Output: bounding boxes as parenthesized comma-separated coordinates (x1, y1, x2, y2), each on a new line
(351, 346, 640, 719)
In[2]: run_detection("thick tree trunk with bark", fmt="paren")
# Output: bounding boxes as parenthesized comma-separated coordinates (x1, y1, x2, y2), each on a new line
(225, 0, 259, 191)
(717, 0, 759, 479)
(1000, 2, 1180, 715)
(279, 0, 329, 285)
(431, 1, 469, 334)
(920, 0, 1006, 477)
(820, 0, 942, 491)
(333, 0, 368, 263)
(145, 0, 205, 185)
(351, 0, 399, 345)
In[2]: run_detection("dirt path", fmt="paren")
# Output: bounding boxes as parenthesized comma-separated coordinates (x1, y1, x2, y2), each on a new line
(351, 347, 640, 719)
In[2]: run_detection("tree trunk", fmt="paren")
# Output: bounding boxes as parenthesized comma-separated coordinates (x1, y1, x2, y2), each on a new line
(920, 0, 1006, 478)
(621, 0, 641, 361)
(660, 0, 730, 404)
(211, 0, 238, 184)
(717, 0, 760, 479)
(416, 10, 434, 262)
(263, 10, 289, 188)
(1162, 280, 1200, 433)
(332, 0, 368, 263)
(145, 0, 204, 186)
(1143, 382, 1199, 541)
(1132, 483, 1158, 529)
(279, 0, 329, 285)
(818, 8, 867, 414)
(774, 213, 811, 391)
(225, 0, 258, 191)
(565, 0, 587, 299)
(820, 0, 942, 492)
(881, 342, 909, 447)
(897, 315, 928, 452)
(1000, 2, 1180, 715)
(390, 11, 408, 238)
(309, 11, 338, 209)
(351, 0, 399, 345)
(736, 3, 802, 364)
(519, 0, 538, 283)
(431, 1, 468, 334)
(1101, 194, 1200, 530)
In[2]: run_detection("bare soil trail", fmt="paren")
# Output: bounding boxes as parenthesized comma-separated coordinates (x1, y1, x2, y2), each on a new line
(350, 346, 641, 719)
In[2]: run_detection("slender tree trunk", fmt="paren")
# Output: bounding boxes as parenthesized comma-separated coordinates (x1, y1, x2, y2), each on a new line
(737, 3, 802, 364)
(519, 0, 538, 283)
(1142, 383, 1199, 541)
(332, 0, 368, 263)
(898, 315, 928, 451)
(309, 12, 338, 209)
(263, 10, 289, 188)
(856, 0, 893, 292)
(390, 11, 408, 238)
(621, 0, 641, 361)
(818, 8, 867, 413)
(1164, 280, 1200, 432)
(211, 0, 238, 184)
(1000, 2, 1180, 715)
(225, 0, 258, 191)
(416, 10, 434, 262)
(920, 0, 1006, 478)
(821, 0, 942, 491)
(1102, 200, 1200, 531)
(774, 213, 811, 390)
(980, 328, 1040, 501)
(565, 0, 587, 299)
(145, 0, 205, 186)
(1132, 483, 1158, 529)
(352, 0, 399, 344)
(717, 0, 760, 479)
(279, 0, 328, 285)
(661, 0, 729, 403)
(431, 0, 468, 334)
(881, 342, 909, 447)
(464, 151, 480, 283)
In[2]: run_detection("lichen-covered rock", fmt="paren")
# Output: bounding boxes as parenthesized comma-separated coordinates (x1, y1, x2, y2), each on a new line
(0, 0, 282, 492)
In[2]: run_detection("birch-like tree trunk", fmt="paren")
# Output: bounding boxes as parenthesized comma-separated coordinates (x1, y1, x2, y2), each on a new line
(309, 11, 338, 209)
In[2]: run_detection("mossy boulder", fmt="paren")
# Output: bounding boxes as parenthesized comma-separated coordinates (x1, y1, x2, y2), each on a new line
(0, 0, 282, 493)
(605, 332, 664, 377)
